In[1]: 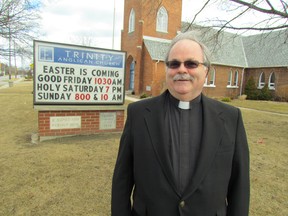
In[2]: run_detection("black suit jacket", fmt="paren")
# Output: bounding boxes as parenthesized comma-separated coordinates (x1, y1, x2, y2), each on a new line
(112, 91, 250, 216)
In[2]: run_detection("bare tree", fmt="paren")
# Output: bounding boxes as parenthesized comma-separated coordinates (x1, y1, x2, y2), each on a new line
(0, 0, 40, 42)
(69, 35, 100, 47)
(0, 0, 40, 78)
(184, 0, 288, 36)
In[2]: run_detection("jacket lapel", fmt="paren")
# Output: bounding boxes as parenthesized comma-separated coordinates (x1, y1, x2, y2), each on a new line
(183, 95, 225, 198)
(144, 92, 179, 195)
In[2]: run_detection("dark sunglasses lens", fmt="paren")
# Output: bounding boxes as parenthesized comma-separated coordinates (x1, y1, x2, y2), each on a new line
(184, 60, 199, 69)
(167, 61, 181, 69)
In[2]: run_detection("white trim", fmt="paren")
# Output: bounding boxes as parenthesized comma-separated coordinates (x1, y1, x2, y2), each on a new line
(227, 86, 239, 89)
(204, 84, 216, 88)
(143, 35, 171, 43)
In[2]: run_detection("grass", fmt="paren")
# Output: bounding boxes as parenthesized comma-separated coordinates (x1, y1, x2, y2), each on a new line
(0, 81, 287, 215)
(241, 110, 288, 215)
(228, 99, 288, 115)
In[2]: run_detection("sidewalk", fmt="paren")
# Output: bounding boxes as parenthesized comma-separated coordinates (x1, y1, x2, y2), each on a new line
(0, 77, 25, 89)
(125, 95, 140, 102)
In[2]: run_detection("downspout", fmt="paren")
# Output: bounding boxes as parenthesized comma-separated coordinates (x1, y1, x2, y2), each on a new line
(240, 37, 248, 97)
(240, 68, 245, 96)
(153, 60, 160, 95)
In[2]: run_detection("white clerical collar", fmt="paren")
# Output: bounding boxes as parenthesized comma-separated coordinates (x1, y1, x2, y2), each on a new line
(178, 101, 190, 109)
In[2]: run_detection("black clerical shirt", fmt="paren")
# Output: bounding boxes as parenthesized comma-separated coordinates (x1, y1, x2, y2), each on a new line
(166, 93, 203, 195)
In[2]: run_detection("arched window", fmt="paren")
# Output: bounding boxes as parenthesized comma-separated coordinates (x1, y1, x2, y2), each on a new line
(209, 68, 216, 85)
(156, 6, 168, 32)
(227, 70, 233, 86)
(129, 9, 135, 33)
(205, 68, 216, 86)
(269, 72, 275, 90)
(233, 70, 239, 86)
(129, 61, 135, 90)
(258, 72, 265, 89)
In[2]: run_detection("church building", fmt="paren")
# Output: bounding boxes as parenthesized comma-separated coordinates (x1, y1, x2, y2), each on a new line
(121, 0, 288, 101)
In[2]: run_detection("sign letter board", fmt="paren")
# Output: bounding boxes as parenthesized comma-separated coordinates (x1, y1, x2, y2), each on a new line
(33, 41, 126, 105)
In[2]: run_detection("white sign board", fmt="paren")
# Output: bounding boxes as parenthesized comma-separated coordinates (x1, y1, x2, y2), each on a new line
(33, 41, 126, 105)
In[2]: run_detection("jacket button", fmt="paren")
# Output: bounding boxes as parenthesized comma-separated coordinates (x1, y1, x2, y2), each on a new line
(179, 201, 185, 208)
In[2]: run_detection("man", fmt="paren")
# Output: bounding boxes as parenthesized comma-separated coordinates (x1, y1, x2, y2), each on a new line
(111, 32, 250, 216)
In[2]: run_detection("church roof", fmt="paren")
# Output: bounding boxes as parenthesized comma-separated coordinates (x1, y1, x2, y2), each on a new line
(242, 30, 288, 67)
(143, 36, 171, 61)
(143, 26, 288, 68)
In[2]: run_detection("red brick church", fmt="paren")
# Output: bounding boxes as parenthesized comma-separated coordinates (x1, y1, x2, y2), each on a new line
(121, 0, 288, 101)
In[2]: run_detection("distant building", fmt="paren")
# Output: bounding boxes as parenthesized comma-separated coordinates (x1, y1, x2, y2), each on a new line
(121, 0, 288, 101)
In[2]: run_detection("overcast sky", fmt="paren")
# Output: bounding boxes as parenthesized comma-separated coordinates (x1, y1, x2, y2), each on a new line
(38, 0, 224, 50)
(38, 0, 271, 50)
(39, 0, 122, 50)
(2, 0, 270, 67)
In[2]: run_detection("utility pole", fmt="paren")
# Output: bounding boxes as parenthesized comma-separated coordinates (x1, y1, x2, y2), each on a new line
(14, 41, 17, 78)
(112, 0, 116, 49)
(8, 6, 12, 80)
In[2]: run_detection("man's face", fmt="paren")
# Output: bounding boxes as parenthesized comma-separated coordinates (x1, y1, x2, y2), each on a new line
(166, 39, 208, 101)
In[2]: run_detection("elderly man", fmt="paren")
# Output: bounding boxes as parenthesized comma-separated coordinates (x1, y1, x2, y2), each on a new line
(111, 31, 250, 216)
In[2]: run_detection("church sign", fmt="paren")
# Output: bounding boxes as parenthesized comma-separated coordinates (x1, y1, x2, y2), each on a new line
(33, 40, 126, 105)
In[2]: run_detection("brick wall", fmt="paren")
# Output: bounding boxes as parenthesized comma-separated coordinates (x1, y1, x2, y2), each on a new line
(140, 0, 182, 40)
(122, 0, 182, 95)
(122, 0, 288, 100)
(139, 55, 167, 96)
(245, 67, 288, 100)
(37, 109, 125, 140)
(203, 65, 244, 99)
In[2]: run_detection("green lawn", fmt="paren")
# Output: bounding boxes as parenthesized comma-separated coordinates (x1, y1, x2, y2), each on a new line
(0, 81, 287, 215)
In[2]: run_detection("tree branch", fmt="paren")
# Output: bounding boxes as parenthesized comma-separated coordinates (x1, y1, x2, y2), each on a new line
(230, 0, 288, 18)
(218, 6, 250, 33)
(265, 0, 275, 11)
(184, 0, 212, 32)
(215, 24, 288, 31)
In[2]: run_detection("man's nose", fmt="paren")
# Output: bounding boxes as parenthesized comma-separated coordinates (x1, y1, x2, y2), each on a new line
(178, 63, 188, 73)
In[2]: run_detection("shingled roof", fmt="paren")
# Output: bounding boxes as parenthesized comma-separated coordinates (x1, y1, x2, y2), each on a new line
(143, 25, 288, 68)
(242, 30, 288, 67)
(143, 36, 171, 61)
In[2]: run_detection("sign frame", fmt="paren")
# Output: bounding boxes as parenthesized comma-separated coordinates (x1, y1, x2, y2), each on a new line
(33, 40, 126, 106)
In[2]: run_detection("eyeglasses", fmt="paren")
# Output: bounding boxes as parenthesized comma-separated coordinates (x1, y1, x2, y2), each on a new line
(165, 60, 207, 69)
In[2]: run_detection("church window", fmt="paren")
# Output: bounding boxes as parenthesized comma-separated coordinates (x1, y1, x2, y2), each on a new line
(227, 70, 239, 88)
(233, 70, 239, 86)
(205, 67, 216, 86)
(258, 72, 265, 89)
(156, 6, 168, 32)
(227, 70, 233, 86)
(268, 72, 275, 90)
(129, 9, 135, 33)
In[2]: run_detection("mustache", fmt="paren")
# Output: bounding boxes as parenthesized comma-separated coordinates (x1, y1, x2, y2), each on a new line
(173, 74, 194, 81)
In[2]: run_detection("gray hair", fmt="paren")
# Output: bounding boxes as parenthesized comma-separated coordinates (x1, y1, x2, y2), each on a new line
(165, 31, 211, 70)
